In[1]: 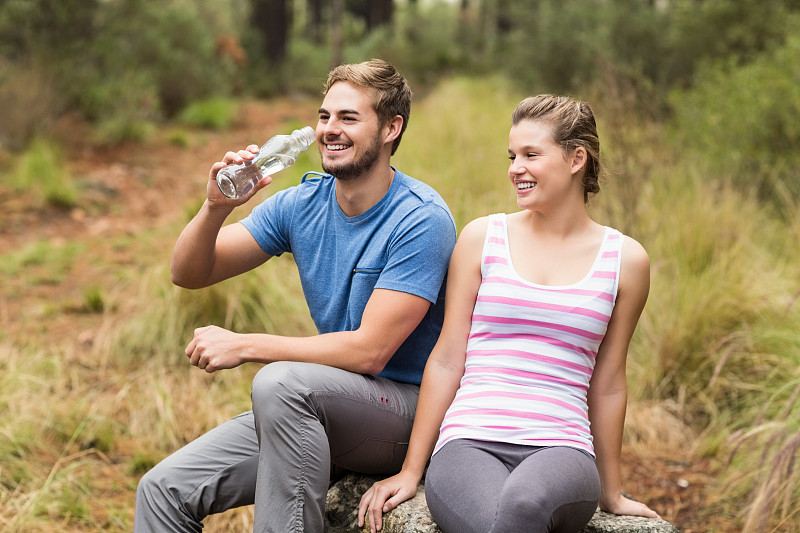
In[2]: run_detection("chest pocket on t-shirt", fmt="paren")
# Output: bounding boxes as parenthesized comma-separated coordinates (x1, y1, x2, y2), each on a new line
(349, 267, 383, 326)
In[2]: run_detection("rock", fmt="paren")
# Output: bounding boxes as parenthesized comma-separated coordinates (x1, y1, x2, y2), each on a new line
(584, 511, 679, 533)
(324, 474, 679, 533)
(325, 474, 439, 533)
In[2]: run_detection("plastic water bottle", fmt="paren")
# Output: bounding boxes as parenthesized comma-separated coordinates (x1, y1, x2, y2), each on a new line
(216, 126, 316, 199)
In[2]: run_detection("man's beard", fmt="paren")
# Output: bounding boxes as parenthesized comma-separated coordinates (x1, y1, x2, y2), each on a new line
(321, 133, 383, 181)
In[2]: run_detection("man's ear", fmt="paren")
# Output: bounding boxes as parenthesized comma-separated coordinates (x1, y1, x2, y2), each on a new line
(383, 115, 403, 145)
(571, 146, 587, 175)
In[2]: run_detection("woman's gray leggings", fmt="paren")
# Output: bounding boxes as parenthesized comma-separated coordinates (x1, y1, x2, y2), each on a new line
(425, 439, 601, 533)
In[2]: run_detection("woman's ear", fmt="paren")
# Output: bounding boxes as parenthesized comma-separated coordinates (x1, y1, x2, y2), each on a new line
(571, 146, 587, 175)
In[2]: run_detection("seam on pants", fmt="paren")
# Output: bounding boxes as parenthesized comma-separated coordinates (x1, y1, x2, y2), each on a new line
(311, 390, 399, 417)
(310, 388, 414, 419)
(292, 416, 308, 532)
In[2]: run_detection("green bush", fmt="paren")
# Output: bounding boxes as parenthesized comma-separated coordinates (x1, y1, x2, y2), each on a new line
(343, 3, 480, 85)
(7, 139, 79, 208)
(669, 24, 800, 206)
(177, 98, 239, 130)
(0, 0, 241, 146)
(663, 0, 796, 86)
(494, 0, 800, 106)
(498, 0, 601, 93)
(87, 2, 238, 118)
(282, 37, 334, 94)
(83, 70, 161, 145)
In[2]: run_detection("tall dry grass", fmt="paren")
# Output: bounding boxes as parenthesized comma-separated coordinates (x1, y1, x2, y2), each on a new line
(593, 90, 800, 530)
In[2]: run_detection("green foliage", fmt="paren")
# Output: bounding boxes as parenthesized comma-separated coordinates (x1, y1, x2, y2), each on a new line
(0, 0, 242, 145)
(81, 2, 239, 142)
(93, 3, 232, 116)
(572, 72, 800, 530)
(258, 1, 497, 97)
(669, 23, 800, 206)
(0, 239, 80, 275)
(343, 3, 483, 85)
(635, 173, 799, 417)
(497, 0, 601, 93)
(82, 285, 106, 314)
(0, 239, 84, 308)
(177, 98, 239, 130)
(82, 418, 117, 454)
(0, 0, 98, 59)
(45, 482, 92, 525)
(167, 129, 192, 148)
(4, 139, 78, 207)
(83, 70, 161, 145)
(280, 37, 339, 95)
(663, 0, 797, 84)
(495, 0, 800, 109)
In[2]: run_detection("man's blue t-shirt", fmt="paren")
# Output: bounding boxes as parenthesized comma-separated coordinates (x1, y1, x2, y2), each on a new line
(240, 169, 457, 385)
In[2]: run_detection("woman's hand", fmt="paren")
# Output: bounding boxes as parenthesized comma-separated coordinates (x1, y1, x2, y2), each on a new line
(357, 470, 421, 533)
(601, 493, 661, 520)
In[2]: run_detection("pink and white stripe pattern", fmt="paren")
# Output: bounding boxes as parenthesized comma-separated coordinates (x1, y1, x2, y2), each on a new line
(433, 213, 624, 457)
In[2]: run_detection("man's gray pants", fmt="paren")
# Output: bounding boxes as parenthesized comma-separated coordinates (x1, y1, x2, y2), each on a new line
(134, 361, 420, 533)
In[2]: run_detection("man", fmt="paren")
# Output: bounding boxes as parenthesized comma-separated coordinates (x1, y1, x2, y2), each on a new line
(134, 59, 457, 533)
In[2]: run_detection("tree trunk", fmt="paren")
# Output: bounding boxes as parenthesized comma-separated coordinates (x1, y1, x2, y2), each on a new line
(367, 0, 394, 30)
(307, 0, 324, 44)
(406, 0, 419, 40)
(495, 0, 512, 33)
(330, 0, 344, 68)
(251, 0, 292, 66)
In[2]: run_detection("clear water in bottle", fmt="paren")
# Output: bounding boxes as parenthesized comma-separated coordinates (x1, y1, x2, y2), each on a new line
(216, 154, 295, 199)
(216, 126, 316, 199)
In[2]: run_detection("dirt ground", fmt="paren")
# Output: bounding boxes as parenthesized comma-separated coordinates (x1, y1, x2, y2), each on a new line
(1, 97, 728, 532)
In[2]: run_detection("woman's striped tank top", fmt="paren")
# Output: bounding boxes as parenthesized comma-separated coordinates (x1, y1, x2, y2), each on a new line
(433, 213, 625, 456)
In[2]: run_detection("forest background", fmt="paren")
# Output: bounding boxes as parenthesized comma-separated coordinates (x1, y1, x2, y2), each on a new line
(1, 0, 800, 531)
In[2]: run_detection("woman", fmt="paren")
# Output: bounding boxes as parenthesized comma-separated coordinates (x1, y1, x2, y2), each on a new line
(357, 94, 660, 533)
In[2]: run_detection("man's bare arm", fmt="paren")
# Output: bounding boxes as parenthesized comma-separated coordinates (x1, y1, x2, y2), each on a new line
(171, 147, 273, 289)
(171, 214, 270, 289)
(186, 288, 431, 374)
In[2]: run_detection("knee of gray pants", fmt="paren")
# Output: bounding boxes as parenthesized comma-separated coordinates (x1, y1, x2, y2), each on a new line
(250, 361, 418, 474)
(251, 361, 309, 413)
(136, 462, 173, 510)
(135, 462, 196, 531)
(250, 362, 328, 456)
